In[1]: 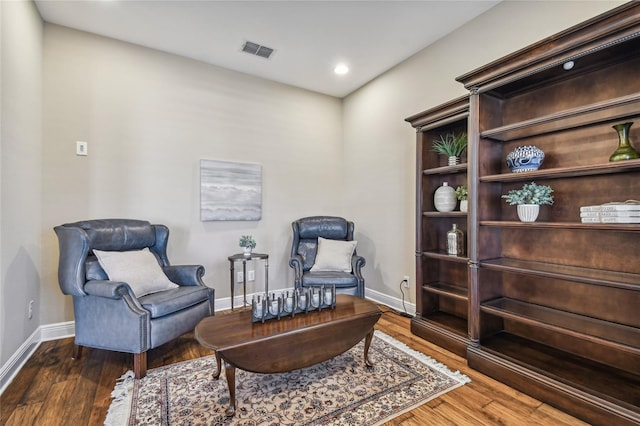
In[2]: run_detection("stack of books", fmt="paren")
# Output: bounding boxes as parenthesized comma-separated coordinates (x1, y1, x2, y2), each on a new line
(580, 201, 640, 223)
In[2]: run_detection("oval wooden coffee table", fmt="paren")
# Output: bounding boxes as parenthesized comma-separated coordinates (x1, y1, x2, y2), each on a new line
(195, 294, 382, 416)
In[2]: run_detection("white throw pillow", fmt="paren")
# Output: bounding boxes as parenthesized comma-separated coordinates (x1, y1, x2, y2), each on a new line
(93, 248, 178, 297)
(310, 237, 357, 273)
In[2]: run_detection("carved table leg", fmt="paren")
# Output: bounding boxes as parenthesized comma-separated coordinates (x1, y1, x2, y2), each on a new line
(213, 352, 222, 380)
(224, 360, 236, 417)
(363, 328, 375, 367)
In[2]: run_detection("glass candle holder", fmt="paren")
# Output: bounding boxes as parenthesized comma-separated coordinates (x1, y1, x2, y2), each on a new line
(323, 287, 333, 305)
(284, 296, 294, 312)
(252, 296, 263, 319)
(311, 291, 320, 308)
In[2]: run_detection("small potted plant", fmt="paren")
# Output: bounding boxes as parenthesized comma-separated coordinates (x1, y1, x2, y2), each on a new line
(432, 132, 468, 166)
(454, 185, 468, 212)
(239, 235, 256, 257)
(502, 182, 554, 222)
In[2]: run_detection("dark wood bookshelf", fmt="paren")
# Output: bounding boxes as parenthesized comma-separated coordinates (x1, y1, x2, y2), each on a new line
(455, 3, 640, 424)
(408, 5, 640, 423)
(406, 95, 472, 359)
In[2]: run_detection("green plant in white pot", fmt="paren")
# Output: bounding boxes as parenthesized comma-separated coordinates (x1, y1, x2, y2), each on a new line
(502, 182, 554, 222)
(239, 235, 256, 257)
(432, 132, 468, 166)
(454, 185, 468, 212)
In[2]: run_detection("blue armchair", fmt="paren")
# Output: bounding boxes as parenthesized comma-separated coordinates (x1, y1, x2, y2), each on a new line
(54, 219, 214, 378)
(289, 216, 366, 298)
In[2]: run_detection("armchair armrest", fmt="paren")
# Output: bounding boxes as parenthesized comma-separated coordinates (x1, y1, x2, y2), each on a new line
(163, 265, 205, 286)
(84, 280, 132, 299)
(351, 255, 366, 276)
(83, 279, 147, 314)
(289, 255, 304, 278)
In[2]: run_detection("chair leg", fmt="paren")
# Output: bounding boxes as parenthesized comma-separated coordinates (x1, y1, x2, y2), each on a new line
(134, 352, 147, 379)
(73, 344, 83, 360)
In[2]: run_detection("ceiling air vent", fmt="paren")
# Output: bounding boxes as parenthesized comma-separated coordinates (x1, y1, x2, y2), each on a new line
(241, 41, 274, 59)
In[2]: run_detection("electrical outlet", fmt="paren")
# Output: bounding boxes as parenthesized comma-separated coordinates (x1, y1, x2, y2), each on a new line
(402, 276, 410, 289)
(247, 270, 255, 281)
(28, 300, 34, 319)
(236, 271, 244, 282)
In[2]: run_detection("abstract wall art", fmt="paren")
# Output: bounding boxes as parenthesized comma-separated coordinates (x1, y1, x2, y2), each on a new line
(200, 159, 262, 221)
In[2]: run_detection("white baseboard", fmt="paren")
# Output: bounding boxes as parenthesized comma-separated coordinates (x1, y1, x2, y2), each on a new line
(365, 288, 415, 317)
(0, 321, 75, 395)
(0, 328, 40, 395)
(40, 321, 75, 341)
(1, 291, 412, 395)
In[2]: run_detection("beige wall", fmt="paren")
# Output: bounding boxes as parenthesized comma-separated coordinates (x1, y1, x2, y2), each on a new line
(1, 0, 43, 365)
(342, 0, 624, 303)
(41, 25, 344, 324)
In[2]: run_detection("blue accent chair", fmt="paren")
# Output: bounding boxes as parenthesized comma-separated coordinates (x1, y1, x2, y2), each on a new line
(54, 219, 214, 378)
(289, 216, 366, 298)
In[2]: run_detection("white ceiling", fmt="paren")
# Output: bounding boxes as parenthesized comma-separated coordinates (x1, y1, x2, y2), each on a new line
(34, 0, 500, 98)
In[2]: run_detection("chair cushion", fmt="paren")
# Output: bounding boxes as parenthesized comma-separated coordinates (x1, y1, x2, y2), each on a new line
(93, 248, 178, 297)
(139, 286, 211, 318)
(310, 237, 357, 273)
(302, 271, 358, 287)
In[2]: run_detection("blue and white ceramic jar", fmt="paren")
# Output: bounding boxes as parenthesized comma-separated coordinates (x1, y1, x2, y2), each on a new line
(506, 145, 545, 173)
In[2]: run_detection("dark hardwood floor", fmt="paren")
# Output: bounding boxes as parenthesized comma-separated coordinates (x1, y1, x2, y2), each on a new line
(1, 307, 588, 425)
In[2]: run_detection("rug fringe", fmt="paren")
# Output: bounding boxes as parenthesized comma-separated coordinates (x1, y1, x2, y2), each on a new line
(374, 330, 471, 384)
(104, 370, 135, 426)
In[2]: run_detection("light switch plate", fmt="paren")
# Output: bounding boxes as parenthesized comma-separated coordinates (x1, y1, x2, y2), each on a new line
(76, 141, 88, 156)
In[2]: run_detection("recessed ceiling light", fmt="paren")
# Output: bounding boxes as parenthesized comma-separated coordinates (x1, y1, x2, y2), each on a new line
(334, 64, 349, 75)
(563, 60, 575, 70)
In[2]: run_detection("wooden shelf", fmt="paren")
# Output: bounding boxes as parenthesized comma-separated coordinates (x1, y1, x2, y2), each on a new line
(423, 211, 467, 218)
(480, 220, 640, 232)
(423, 163, 468, 175)
(481, 297, 640, 352)
(423, 282, 468, 301)
(481, 258, 640, 291)
(422, 250, 469, 264)
(481, 93, 640, 141)
(415, 311, 468, 337)
(473, 334, 640, 422)
(481, 159, 640, 182)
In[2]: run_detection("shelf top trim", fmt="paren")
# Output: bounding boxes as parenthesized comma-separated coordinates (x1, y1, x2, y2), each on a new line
(456, 3, 640, 91)
(405, 95, 469, 129)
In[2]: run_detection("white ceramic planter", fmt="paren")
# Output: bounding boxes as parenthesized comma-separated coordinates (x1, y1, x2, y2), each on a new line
(517, 204, 540, 222)
(459, 200, 468, 212)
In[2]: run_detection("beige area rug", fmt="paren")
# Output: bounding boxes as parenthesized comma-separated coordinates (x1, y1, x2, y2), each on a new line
(105, 331, 470, 425)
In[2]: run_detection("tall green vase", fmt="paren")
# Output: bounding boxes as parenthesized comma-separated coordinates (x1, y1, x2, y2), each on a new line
(609, 122, 639, 162)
